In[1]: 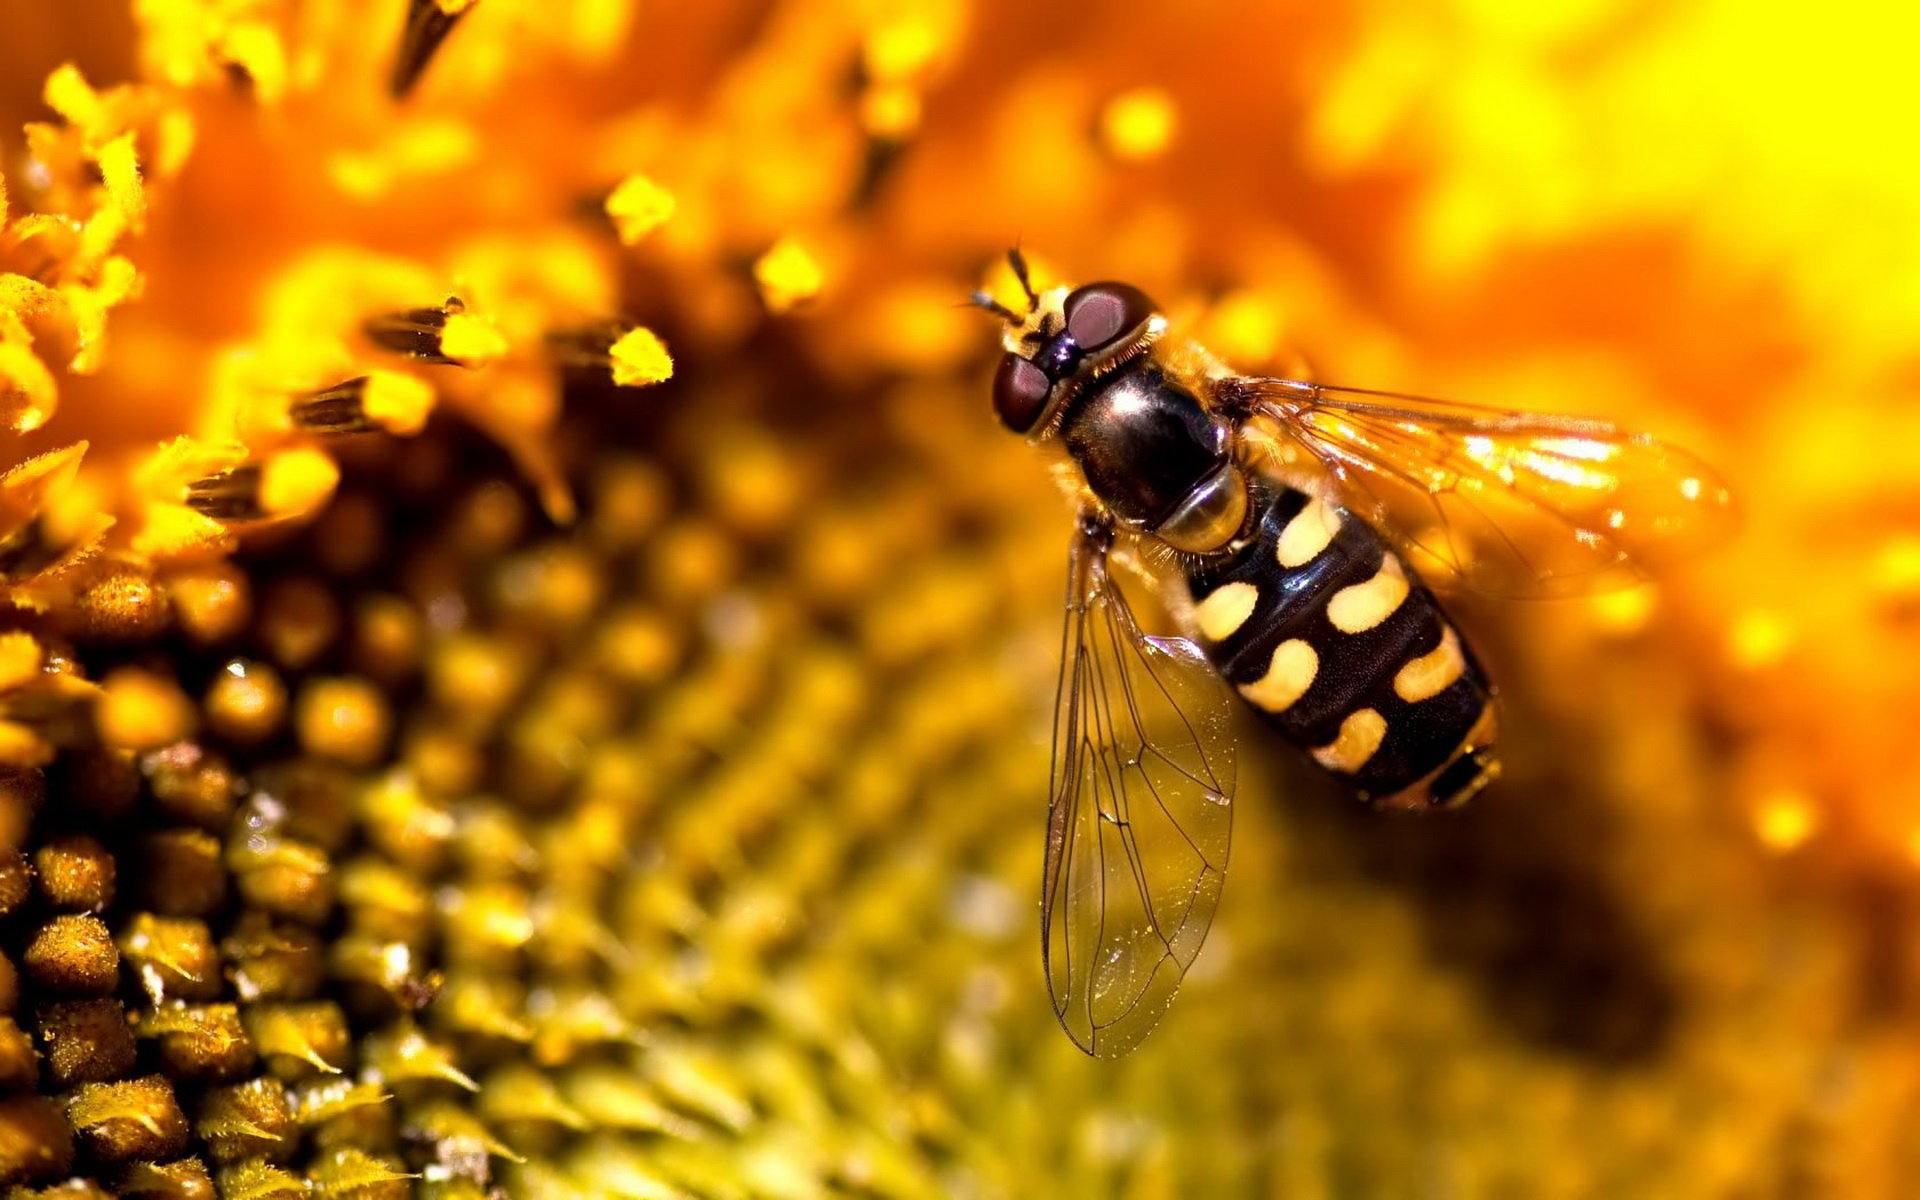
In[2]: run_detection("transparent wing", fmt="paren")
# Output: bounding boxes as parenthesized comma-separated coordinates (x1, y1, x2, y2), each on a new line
(1042, 516, 1237, 1058)
(1224, 377, 1737, 598)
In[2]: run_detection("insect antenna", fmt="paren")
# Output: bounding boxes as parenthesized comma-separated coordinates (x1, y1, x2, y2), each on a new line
(1007, 247, 1039, 312)
(967, 290, 1022, 323)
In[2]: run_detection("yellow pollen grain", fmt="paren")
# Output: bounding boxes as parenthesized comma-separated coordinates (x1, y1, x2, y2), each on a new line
(1328, 555, 1408, 634)
(609, 328, 674, 387)
(259, 448, 340, 520)
(361, 371, 435, 435)
(1239, 638, 1317, 712)
(604, 174, 676, 245)
(1100, 87, 1178, 161)
(1312, 709, 1388, 774)
(1754, 790, 1818, 852)
(1393, 627, 1466, 703)
(438, 313, 508, 367)
(754, 238, 824, 313)
(1276, 496, 1341, 568)
(1194, 582, 1259, 642)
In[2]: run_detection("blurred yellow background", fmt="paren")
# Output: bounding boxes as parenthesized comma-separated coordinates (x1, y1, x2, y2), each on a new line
(3, 0, 1920, 1195)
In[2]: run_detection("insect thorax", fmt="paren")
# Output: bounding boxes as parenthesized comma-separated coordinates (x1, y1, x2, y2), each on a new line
(1060, 361, 1232, 533)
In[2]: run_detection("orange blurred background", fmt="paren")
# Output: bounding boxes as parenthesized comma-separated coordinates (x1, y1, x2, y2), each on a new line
(7, 0, 1920, 1194)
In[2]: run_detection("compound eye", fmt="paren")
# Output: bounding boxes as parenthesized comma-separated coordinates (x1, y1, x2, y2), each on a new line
(993, 352, 1054, 433)
(1063, 282, 1156, 353)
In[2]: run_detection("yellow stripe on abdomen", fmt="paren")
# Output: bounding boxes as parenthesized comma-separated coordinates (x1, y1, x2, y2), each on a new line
(1393, 626, 1466, 703)
(1327, 556, 1408, 634)
(1194, 581, 1259, 641)
(1238, 638, 1317, 712)
(1275, 496, 1340, 567)
(1311, 708, 1387, 773)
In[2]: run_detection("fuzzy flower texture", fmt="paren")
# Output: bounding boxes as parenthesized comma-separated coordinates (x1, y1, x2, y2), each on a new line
(0, 0, 1917, 1195)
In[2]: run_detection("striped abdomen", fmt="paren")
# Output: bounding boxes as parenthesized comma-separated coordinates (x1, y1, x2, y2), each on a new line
(1184, 482, 1499, 808)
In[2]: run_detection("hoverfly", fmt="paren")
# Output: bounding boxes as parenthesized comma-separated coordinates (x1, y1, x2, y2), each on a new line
(975, 251, 1733, 1057)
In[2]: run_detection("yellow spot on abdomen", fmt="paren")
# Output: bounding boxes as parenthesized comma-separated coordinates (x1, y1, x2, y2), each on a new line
(1393, 626, 1465, 703)
(1239, 639, 1317, 712)
(1311, 709, 1387, 774)
(1276, 497, 1340, 568)
(1327, 555, 1408, 634)
(1194, 582, 1259, 642)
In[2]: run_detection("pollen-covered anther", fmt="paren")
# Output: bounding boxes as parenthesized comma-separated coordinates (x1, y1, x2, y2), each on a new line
(755, 238, 825, 313)
(186, 448, 340, 524)
(289, 372, 435, 436)
(603, 173, 676, 245)
(551, 324, 673, 387)
(609, 327, 673, 387)
(362, 297, 504, 366)
(392, 0, 481, 99)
